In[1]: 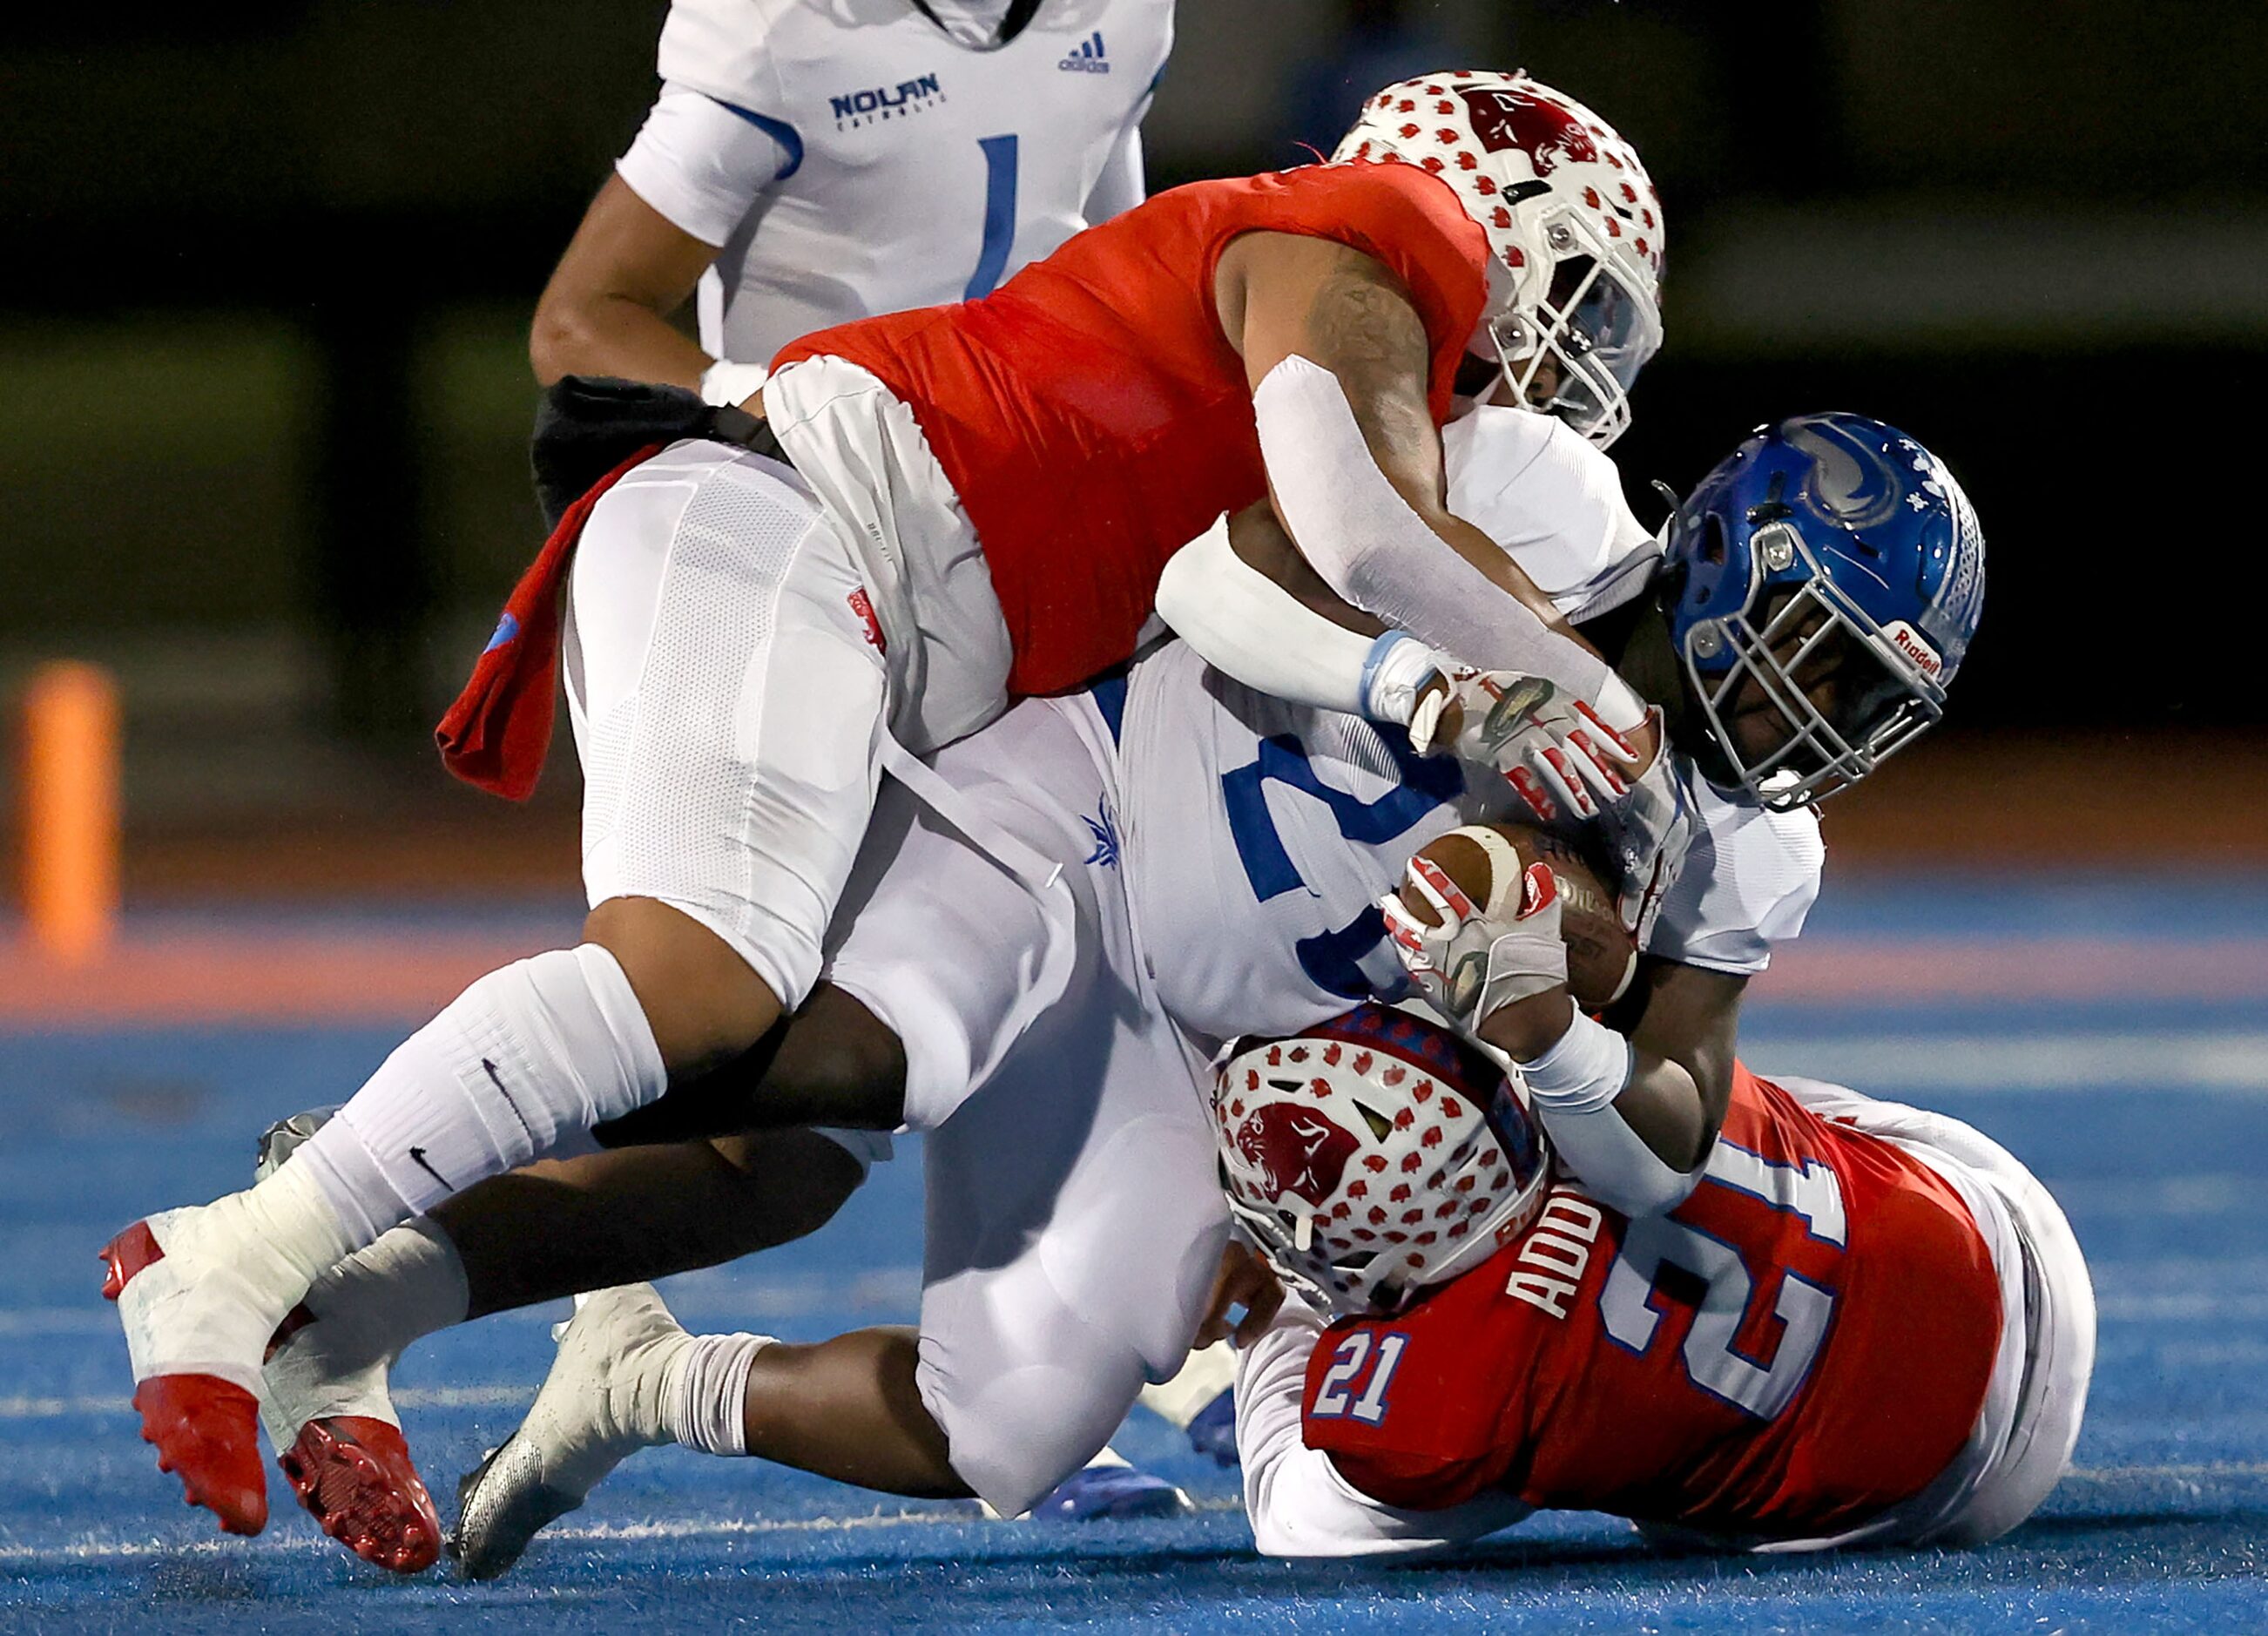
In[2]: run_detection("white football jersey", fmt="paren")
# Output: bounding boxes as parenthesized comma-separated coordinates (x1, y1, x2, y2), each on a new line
(617, 0, 1172, 367)
(1119, 406, 1824, 1047)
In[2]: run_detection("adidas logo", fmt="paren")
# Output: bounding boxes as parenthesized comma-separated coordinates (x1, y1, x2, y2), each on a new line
(1059, 30, 1110, 72)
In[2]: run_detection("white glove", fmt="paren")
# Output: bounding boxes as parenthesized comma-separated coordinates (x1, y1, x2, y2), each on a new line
(1408, 667, 1642, 826)
(1597, 718, 1695, 948)
(1379, 826, 1568, 1035)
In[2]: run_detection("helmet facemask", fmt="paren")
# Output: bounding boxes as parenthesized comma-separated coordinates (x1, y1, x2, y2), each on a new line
(1679, 520, 1947, 810)
(1482, 215, 1661, 448)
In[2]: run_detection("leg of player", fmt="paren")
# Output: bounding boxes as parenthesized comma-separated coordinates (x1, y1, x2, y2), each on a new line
(103, 445, 896, 1537)
(452, 1301, 961, 1581)
(260, 993, 906, 1572)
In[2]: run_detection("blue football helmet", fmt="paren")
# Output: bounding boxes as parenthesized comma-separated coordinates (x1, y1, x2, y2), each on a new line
(1660, 412, 1986, 809)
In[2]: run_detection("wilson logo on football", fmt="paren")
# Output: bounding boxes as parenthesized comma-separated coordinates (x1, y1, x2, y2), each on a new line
(1882, 619, 1944, 681)
(1235, 1105, 1360, 1207)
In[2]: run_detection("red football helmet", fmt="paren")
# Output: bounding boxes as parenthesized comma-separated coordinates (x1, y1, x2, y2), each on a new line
(1214, 1004, 1553, 1315)
(1333, 71, 1664, 448)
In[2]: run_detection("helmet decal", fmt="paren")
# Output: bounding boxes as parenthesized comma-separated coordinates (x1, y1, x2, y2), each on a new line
(1215, 1005, 1554, 1315)
(1459, 85, 1598, 172)
(1785, 416, 1906, 531)
(1233, 1104, 1361, 1208)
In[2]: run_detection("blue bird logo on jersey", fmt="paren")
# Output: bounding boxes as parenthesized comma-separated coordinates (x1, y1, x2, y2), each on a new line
(1083, 803, 1121, 870)
(1060, 31, 1110, 72)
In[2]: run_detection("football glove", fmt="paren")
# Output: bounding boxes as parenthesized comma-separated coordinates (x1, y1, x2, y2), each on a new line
(1409, 667, 1641, 826)
(1379, 827, 1569, 1037)
(1597, 720, 1695, 949)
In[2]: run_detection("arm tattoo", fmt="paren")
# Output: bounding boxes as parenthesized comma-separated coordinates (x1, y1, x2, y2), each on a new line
(1306, 256, 1442, 500)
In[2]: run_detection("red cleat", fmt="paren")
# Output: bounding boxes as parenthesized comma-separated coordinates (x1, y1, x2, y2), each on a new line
(101, 1220, 269, 1538)
(129, 1374, 269, 1536)
(279, 1416, 442, 1573)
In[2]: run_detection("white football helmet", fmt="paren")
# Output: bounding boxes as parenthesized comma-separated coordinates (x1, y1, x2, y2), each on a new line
(1214, 1004, 1553, 1315)
(1333, 71, 1665, 448)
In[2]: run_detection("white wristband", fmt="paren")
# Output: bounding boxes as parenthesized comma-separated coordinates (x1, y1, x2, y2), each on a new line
(1509, 1011, 1698, 1218)
(1515, 1009, 1633, 1113)
(1360, 632, 1447, 726)
(699, 359, 770, 408)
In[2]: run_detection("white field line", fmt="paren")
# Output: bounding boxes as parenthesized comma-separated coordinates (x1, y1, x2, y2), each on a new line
(0, 1497, 1246, 1564)
(0, 1470, 2255, 1567)
(1744, 1031, 2268, 1095)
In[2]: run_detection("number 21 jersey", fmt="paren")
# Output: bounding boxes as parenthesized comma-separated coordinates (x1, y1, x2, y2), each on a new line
(1300, 1065, 2004, 1542)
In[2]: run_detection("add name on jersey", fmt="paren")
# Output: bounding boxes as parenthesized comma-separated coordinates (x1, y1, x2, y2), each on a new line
(1504, 1187, 1607, 1320)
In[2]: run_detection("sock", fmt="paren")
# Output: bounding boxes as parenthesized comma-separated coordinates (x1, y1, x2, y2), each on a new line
(308, 1218, 473, 1363)
(294, 945, 667, 1244)
(180, 1151, 361, 1314)
(665, 1332, 773, 1457)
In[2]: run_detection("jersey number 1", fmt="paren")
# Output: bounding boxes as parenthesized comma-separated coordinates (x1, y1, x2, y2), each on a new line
(965, 135, 1020, 300)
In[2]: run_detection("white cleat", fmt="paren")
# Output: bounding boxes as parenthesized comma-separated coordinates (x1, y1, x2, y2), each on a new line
(449, 1282, 691, 1579)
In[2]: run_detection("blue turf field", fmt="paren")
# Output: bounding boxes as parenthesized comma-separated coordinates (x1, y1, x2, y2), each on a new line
(5, 878, 2268, 1633)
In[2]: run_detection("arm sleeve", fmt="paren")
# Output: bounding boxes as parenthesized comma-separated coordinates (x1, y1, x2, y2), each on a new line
(1255, 356, 1649, 731)
(1237, 1300, 1533, 1558)
(615, 84, 793, 251)
(1153, 515, 1376, 718)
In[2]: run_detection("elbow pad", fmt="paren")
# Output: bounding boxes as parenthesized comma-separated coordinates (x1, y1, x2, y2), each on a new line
(1252, 356, 1643, 729)
(1513, 1012, 1702, 1219)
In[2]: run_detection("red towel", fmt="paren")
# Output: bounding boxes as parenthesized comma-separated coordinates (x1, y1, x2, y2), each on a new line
(435, 444, 660, 800)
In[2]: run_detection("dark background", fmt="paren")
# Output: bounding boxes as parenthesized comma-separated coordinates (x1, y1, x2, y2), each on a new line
(3, 0, 2264, 881)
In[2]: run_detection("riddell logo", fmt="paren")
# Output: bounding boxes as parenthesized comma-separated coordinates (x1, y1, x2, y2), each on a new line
(1882, 619, 1942, 679)
(1060, 30, 1110, 71)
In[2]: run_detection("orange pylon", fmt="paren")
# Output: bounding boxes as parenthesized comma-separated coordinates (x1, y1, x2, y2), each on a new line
(21, 661, 121, 966)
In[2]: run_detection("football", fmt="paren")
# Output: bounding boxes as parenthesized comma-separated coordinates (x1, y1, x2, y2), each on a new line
(1399, 823, 1638, 1011)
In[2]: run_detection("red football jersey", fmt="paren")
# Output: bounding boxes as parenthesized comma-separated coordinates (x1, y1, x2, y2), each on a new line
(772, 163, 1490, 697)
(1300, 1065, 2003, 1541)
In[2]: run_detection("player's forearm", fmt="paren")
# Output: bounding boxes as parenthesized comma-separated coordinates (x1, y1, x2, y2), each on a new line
(1157, 507, 1446, 725)
(530, 290, 715, 394)
(1253, 357, 1648, 733)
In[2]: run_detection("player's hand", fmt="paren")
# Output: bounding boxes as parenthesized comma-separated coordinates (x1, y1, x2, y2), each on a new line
(1379, 828, 1570, 1038)
(1596, 712, 1695, 947)
(1408, 668, 1643, 825)
(1197, 1239, 1286, 1349)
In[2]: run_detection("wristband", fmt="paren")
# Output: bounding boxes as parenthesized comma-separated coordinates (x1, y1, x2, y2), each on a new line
(699, 359, 770, 408)
(1360, 632, 1447, 726)
(1509, 1012, 1700, 1218)
(1515, 1009, 1633, 1114)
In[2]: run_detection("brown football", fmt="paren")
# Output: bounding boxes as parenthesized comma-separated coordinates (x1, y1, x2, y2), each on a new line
(1399, 822, 1638, 1011)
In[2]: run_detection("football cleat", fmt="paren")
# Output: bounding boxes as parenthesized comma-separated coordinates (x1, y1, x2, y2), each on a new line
(449, 1284, 687, 1580)
(1027, 1452, 1197, 1523)
(1185, 1388, 1239, 1469)
(253, 1104, 441, 1572)
(278, 1416, 442, 1572)
(100, 1216, 269, 1536)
